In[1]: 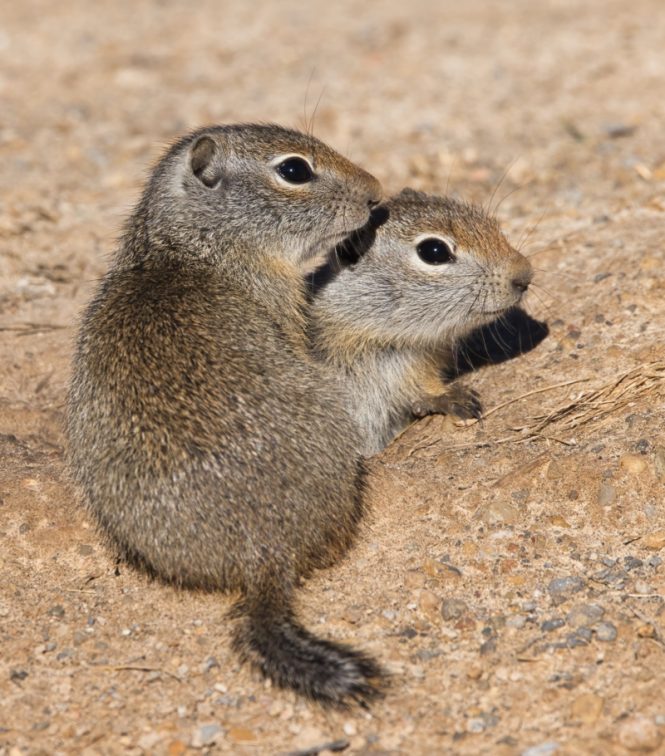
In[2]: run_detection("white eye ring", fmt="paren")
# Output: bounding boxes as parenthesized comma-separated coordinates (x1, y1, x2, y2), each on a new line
(413, 234, 457, 268)
(271, 154, 315, 186)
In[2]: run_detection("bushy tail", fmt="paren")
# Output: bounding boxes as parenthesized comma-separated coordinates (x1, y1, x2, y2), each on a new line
(231, 596, 383, 707)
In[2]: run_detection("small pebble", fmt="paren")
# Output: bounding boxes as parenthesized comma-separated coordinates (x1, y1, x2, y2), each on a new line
(654, 446, 665, 479)
(191, 723, 223, 748)
(597, 483, 616, 507)
(201, 657, 219, 674)
(548, 576, 585, 603)
(643, 531, 665, 550)
(605, 122, 637, 138)
(570, 692, 604, 725)
(441, 598, 467, 621)
(634, 581, 653, 595)
(521, 742, 559, 756)
(73, 631, 88, 647)
(566, 631, 589, 648)
(576, 627, 593, 641)
(541, 618, 565, 633)
(594, 621, 618, 642)
(137, 732, 162, 750)
(620, 454, 647, 475)
(566, 604, 605, 628)
(618, 715, 662, 752)
(479, 638, 497, 655)
(48, 605, 65, 619)
(466, 663, 483, 680)
(484, 499, 520, 525)
(418, 590, 441, 621)
(467, 718, 485, 733)
(593, 566, 628, 588)
(506, 614, 527, 629)
(227, 726, 256, 743)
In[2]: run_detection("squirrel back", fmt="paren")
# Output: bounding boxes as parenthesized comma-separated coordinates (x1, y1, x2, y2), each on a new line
(67, 124, 384, 705)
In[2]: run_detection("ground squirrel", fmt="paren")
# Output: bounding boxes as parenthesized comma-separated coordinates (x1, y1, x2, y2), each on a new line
(67, 124, 384, 705)
(309, 188, 533, 456)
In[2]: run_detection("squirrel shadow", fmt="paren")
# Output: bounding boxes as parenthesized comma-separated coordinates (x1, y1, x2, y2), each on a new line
(445, 308, 549, 380)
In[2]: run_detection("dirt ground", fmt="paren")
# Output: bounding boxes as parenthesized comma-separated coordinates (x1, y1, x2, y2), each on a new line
(1, 0, 665, 753)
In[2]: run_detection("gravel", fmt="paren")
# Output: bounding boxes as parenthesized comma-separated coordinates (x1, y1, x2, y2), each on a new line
(548, 576, 586, 603)
(593, 622, 618, 642)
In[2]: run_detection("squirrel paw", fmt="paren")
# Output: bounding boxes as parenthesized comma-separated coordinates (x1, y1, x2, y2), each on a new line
(411, 386, 483, 421)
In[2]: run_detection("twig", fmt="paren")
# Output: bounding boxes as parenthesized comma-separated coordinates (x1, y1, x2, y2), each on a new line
(91, 664, 183, 682)
(0, 323, 69, 335)
(459, 377, 592, 426)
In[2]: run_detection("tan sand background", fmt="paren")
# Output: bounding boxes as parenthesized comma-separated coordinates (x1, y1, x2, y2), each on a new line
(1, 0, 664, 753)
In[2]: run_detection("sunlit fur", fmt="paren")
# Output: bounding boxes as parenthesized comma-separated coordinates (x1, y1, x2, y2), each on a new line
(67, 124, 384, 706)
(310, 188, 533, 456)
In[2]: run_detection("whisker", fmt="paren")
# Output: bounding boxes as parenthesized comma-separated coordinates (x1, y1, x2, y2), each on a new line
(530, 281, 560, 302)
(516, 207, 547, 253)
(485, 157, 518, 216)
(530, 266, 581, 285)
(527, 286, 556, 315)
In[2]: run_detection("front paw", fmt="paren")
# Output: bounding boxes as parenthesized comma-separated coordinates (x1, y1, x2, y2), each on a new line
(411, 386, 483, 421)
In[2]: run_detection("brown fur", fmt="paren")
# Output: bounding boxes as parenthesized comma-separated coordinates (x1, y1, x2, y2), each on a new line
(67, 124, 384, 705)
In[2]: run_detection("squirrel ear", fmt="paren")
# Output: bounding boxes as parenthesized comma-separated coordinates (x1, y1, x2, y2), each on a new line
(190, 135, 222, 188)
(396, 187, 421, 200)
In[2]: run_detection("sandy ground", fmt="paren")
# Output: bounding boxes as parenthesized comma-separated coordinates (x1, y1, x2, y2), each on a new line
(1, 0, 665, 753)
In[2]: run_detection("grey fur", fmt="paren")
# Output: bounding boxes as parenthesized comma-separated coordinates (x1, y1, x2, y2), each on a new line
(67, 124, 384, 706)
(310, 188, 533, 456)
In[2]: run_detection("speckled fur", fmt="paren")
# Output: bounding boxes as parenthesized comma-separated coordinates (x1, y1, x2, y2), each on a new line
(310, 188, 533, 456)
(67, 124, 384, 706)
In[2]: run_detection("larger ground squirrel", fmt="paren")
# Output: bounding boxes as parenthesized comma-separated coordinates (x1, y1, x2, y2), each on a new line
(67, 124, 384, 705)
(310, 188, 533, 456)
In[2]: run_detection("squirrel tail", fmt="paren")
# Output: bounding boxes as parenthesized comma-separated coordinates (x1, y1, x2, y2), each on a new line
(230, 593, 384, 707)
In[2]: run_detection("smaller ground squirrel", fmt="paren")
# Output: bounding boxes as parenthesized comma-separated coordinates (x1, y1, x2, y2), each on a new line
(67, 124, 384, 706)
(309, 188, 533, 456)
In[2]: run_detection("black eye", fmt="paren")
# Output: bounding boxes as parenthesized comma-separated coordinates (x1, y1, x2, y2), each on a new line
(416, 237, 456, 265)
(276, 156, 314, 184)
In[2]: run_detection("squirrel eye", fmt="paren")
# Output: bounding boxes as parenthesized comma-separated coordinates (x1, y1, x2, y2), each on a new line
(416, 237, 456, 265)
(276, 156, 314, 184)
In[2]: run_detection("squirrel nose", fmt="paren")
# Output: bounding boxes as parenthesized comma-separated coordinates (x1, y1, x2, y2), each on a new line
(511, 260, 533, 295)
(511, 270, 532, 295)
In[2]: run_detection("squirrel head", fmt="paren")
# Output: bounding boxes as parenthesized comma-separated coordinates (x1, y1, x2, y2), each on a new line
(121, 124, 382, 270)
(312, 188, 533, 351)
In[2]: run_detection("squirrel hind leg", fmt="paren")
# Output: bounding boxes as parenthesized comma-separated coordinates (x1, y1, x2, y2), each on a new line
(411, 385, 483, 421)
(230, 594, 385, 707)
